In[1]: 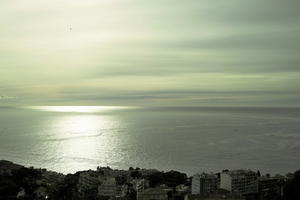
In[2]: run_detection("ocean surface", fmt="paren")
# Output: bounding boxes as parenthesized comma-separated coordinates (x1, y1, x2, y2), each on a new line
(0, 106, 299, 175)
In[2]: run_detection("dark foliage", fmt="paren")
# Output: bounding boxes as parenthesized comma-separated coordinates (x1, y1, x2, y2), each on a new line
(116, 176, 127, 185)
(131, 170, 142, 179)
(0, 176, 18, 199)
(284, 170, 300, 200)
(148, 170, 187, 187)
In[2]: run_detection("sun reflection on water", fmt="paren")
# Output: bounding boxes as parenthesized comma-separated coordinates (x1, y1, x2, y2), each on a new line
(44, 113, 122, 173)
(27, 106, 131, 113)
(21, 106, 132, 173)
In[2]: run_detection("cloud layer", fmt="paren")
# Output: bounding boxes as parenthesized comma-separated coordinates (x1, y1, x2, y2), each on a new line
(1, 0, 300, 106)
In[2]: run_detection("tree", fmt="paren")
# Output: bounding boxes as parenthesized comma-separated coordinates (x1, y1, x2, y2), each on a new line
(131, 170, 142, 179)
(164, 171, 187, 187)
(257, 170, 261, 177)
(148, 172, 165, 187)
(148, 171, 187, 188)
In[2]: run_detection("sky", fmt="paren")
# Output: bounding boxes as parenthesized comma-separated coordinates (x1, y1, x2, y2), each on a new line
(1, 0, 300, 107)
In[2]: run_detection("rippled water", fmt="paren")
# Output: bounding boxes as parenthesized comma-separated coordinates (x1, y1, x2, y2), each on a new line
(0, 106, 299, 175)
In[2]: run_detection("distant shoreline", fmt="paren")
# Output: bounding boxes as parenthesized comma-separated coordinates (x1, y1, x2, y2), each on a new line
(0, 159, 295, 177)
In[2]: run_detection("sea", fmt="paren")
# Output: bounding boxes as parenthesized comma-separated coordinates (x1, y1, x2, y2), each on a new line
(0, 106, 299, 175)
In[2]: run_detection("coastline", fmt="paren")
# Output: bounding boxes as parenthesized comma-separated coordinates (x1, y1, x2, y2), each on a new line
(1, 160, 299, 200)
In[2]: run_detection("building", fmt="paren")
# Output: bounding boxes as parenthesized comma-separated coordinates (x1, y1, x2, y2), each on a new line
(98, 177, 117, 198)
(258, 176, 284, 200)
(189, 194, 245, 200)
(192, 173, 219, 195)
(131, 178, 145, 193)
(220, 170, 258, 195)
(176, 184, 189, 193)
(192, 174, 201, 195)
(41, 170, 65, 185)
(77, 170, 101, 192)
(116, 184, 129, 198)
(132, 179, 146, 200)
(138, 187, 172, 200)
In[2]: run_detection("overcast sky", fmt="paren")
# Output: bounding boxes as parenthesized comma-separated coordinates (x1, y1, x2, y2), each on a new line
(1, 0, 300, 106)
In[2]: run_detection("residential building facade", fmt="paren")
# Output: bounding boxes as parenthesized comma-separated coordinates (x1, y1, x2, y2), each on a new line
(192, 173, 218, 195)
(220, 170, 258, 195)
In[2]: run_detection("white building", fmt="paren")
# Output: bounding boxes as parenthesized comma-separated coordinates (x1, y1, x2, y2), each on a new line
(192, 173, 218, 195)
(220, 170, 258, 195)
(192, 174, 201, 195)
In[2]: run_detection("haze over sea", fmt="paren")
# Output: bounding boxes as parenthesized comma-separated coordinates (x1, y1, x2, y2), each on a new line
(0, 106, 299, 175)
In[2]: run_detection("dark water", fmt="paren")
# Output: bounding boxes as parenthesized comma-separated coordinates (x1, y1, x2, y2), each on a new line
(0, 106, 299, 175)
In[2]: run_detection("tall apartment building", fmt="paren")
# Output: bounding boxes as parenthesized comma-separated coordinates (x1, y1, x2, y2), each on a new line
(220, 170, 258, 195)
(192, 173, 219, 195)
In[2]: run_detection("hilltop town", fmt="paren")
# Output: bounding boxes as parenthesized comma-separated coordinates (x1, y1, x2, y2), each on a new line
(0, 160, 299, 200)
